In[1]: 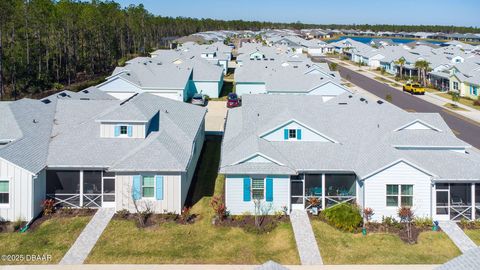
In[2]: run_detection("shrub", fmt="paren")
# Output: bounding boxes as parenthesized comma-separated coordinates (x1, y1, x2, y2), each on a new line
(116, 209, 129, 219)
(321, 203, 362, 232)
(13, 219, 24, 231)
(53, 82, 64, 90)
(363, 207, 374, 222)
(382, 216, 399, 227)
(42, 199, 55, 216)
(413, 217, 433, 229)
(179, 207, 194, 224)
(210, 196, 227, 221)
(474, 97, 480, 107)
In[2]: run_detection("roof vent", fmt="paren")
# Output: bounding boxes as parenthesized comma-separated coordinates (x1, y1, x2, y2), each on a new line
(33, 119, 39, 123)
(360, 98, 366, 102)
(338, 102, 348, 105)
(59, 92, 68, 97)
(377, 100, 384, 104)
(348, 95, 353, 98)
(41, 99, 51, 104)
(82, 90, 89, 94)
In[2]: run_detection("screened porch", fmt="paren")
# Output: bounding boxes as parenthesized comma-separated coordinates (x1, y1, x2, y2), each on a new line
(290, 173, 357, 210)
(436, 183, 480, 221)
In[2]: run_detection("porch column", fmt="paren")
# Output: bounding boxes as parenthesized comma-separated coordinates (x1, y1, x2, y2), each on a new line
(472, 183, 476, 220)
(79, 170, 84, 207)
(321, 174, 326, 210)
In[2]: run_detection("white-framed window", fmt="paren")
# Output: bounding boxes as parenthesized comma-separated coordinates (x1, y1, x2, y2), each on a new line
(453, 82, 459, 90)
(288, 129, 297, 139)
(252, 178, 265, 200)
(120, 125, 128, 135)
(386, 184, 413, 207)
(142, 176, 155, 198)
(0, 180, 9, 205)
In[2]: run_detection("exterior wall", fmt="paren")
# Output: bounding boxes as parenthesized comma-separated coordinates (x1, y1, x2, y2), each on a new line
(115, 172, 182, 214)
(32, 170, 46, 221)
(193, 81, 221, 98)
(106, 92, 135, 100)
(262, 121, 331, 142)
(449, 75, 462, 94)
(181, 119, 205, 205)
(100, 123, 146, 138)
(363, 161, 432, 222)
(307, 48, 325, 56)
(146, 90, 184, 101)
(463, 82, 479, 99)
(235, 83, 266, 96)
(225, 175, 290, 215)
(0, 158, 35, 222)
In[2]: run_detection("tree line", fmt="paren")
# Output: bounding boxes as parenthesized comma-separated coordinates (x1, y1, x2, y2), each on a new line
(0, 0, 478, 100)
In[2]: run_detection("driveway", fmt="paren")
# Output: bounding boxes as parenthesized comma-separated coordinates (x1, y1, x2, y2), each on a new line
(316, 57, 480, 149)
(205, 101, 228, 134)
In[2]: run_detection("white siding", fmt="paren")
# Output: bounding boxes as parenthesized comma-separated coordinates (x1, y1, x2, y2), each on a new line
(262, 121, 333, 142)
(106, 92, 135, 100)
(363, 161, 432, 222)
(100, 123, 146, 138)
(193, 81, 221, 98)
(235, 83, 266, 96)
(0, 158, 35, 222)
(116, 172, 182, 214)
(32, 170, 46, 220)
(147, 90, 183, 101)
(226, 175, 290, 215)
(181, 120, 205, 205)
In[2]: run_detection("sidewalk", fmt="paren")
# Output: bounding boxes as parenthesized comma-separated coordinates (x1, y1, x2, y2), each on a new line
(329, 58, 480, 124)
(290, 210, 323, 265)
(438, 221, 478, 253)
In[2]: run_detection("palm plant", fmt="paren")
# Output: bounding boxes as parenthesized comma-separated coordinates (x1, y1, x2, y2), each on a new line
(394, 57, 406, 79)
(415, 60, 430, 86)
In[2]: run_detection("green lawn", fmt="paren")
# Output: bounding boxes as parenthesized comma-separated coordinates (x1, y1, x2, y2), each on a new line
(0, 216, 91, 264)
(210, 81, 234, 101)
(86, 137, 300, 264)
(444, 103, 468, 111)
(465, 230, 480, 245)
(438, 92, 480, 111)
(311, 219, 460, 264)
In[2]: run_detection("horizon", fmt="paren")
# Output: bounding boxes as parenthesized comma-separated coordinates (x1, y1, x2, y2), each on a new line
(115, 0, 480, 28)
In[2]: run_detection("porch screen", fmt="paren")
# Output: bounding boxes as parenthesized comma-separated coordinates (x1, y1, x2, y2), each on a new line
(46, 170, 80, 194)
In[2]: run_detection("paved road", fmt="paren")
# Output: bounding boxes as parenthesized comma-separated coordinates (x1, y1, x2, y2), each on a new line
(315, 57, 480, 149)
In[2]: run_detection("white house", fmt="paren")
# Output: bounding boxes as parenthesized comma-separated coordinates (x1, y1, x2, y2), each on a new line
(220, 94, 480, 222)
(0, 90, 206, 222)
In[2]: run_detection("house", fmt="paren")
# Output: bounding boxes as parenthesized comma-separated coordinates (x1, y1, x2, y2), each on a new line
(0, 90, 206, 222)
(219, 93, 480, 221)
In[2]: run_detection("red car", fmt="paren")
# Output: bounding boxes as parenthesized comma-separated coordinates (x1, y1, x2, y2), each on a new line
(227, 93, 241, 108)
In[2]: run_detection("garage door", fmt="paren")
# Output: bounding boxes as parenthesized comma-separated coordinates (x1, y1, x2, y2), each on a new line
(106, 92, 136, 100)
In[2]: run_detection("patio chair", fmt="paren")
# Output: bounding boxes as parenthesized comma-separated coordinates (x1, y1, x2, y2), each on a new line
(312, 187, 322, 196)
(451, 196, 464, 206)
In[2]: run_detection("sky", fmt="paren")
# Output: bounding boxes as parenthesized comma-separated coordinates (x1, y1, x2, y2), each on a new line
(115, 0, 480, 27)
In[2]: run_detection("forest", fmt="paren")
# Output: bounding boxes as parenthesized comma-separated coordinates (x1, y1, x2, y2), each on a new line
(0, 0, 478, 100)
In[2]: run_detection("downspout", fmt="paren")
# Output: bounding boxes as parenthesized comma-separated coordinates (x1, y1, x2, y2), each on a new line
(20, 173, 38, 233)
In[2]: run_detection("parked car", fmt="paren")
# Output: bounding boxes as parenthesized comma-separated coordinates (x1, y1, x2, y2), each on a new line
(403, 83, 425, 95)
(191, 93, 206, 106)
(227, 93, 241, 108)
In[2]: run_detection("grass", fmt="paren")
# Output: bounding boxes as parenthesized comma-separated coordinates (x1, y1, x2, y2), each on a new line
(444, 103, 468, 111)
(464, 230, 480, 245)
(86, 137, 299, 264)
(0, 216, 92, 265)
(438, 92, 480, 111)
(390, 83, 402, 88)
(311, 219, 460, 264)
(374, 76, 393, 84)
(425, 87, 440, 93)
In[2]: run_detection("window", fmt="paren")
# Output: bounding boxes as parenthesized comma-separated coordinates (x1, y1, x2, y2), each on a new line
(142, 176, 155, 198)
(453, 82, 459, 90)
(120, 125, 128, 135)
(288, 129, 297, 139)
(0, 180, 9, 204)
(252, 178, 265, 200)
(386, 184, 413, 207)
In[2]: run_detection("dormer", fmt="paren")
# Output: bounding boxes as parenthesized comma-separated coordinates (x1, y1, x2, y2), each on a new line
(395, 119, 441, 132)
(99, 121, 148, 139)
(259, 119, 337, 143)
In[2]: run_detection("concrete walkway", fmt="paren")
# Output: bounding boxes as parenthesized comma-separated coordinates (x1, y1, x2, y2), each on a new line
(438, 221, 477, 253)
(59, 208, 115, 265)
(290, 210, 323, 265)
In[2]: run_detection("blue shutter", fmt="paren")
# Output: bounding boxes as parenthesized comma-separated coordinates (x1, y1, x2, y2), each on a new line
(114, 125, 120, 137)
(132, 175, 141, 200)
(297, 129, 302, 140)
(284, 129, 289, 140)
(127, 125, 133, 137)
(243, 177, 251, 202)
(155, 176, 164, 200)
(266, 177, 273, 202)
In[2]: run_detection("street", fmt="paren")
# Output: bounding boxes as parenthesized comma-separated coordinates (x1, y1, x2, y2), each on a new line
(315, 57, 480, 149)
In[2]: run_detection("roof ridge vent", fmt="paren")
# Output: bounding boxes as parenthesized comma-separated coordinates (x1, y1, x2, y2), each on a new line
(120, 93, 139, 106)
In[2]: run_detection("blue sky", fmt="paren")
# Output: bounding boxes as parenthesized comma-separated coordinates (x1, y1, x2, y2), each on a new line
(115, 0, 480, 27)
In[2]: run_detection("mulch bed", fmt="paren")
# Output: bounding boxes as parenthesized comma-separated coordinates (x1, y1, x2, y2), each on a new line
(28, 208, 97, 232)
(114, 212, 198, 228)
(215, 215, 289, 234)
(0, 221, 27, 233)
(364, 222, 433, 244)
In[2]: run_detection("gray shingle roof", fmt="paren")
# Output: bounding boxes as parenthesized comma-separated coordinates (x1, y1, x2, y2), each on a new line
(220, 93, 480, 180)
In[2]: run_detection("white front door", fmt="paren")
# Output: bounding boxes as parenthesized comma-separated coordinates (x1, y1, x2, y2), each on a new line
(102, 177, 116, 208)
